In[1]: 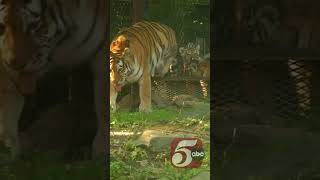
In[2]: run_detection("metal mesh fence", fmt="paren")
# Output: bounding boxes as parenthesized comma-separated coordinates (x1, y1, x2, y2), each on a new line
(212, 60, 314, 121)
(152, 79, 210, 101)
(110, 0, 211, 102)
(110, 0, 210, 52)
(110, 0, 133, 37)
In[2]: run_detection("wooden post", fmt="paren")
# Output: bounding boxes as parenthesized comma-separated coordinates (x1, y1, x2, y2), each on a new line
(130, 0, 145, 110)
(241, 60, 258, 105)
(233, 0, 243, 46)
(132, 0, 145, 23)
(68, 72, 72, 105)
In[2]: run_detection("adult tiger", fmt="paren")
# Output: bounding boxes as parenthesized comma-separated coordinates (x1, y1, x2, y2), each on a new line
(110, 21, 177, 112)
(0, 0, 107, 159)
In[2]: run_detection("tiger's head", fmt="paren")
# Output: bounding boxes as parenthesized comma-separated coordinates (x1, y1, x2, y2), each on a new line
(109, 48, 131, 92)
(0, 0, 48, 94)
(110, 35, 132, 89)
(0, 0, 45, 71)
(110, 35, 133, 112)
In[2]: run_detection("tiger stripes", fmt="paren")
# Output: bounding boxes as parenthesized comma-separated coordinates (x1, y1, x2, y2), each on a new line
(110, 21, 177, 112)
(0, 0, 107, 159)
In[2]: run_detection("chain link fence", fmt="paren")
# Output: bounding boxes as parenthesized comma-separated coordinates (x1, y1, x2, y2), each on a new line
(110, 0, 133, 38)
(110, 0, 210, 103)
(152, 78, 210, 100)
(212, 59, 316, 122)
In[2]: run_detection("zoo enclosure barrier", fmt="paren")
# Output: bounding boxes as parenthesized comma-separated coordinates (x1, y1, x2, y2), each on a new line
(212, 59, 320, 123)
(110, 0, 211, 102)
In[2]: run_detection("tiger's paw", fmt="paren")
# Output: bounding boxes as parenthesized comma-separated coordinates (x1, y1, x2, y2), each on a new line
(110, 108, 117, 113)
(110, 104, 117, 113)
(139, 106, 152, 113)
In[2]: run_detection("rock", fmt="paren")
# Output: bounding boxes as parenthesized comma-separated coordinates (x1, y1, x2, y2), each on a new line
(172, 94, 202, 108)
(117, 94, 139, 111)
(176, 100, 199, 108)
(172, 94, 199, 102)
(117, 90, 171, 111)
(134, 130, 194, 152)
(151, 91, 171, 108)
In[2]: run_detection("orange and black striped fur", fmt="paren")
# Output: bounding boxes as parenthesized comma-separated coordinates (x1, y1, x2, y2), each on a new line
(0, 0, 107, 159)
(110, 21, 177, 112)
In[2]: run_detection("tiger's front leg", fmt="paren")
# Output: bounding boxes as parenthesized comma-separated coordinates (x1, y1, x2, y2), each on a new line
(110, 83, 118, 112)
(0, 91, 24, 160)
(138, 73, 152, 112)
(91, 50, 107, 159)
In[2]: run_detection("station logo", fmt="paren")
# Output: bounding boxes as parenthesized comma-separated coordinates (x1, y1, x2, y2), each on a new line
(170, 138, 204, 168)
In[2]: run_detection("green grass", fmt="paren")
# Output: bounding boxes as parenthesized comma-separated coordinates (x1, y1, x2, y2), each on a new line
(0, 105, 210, 180)
(110, 141, 210, 180)
(0, 151, 105, 180)
(111, 104, 210, 129)
(110, 108, 178, 128)
(110, 106, 211, 179)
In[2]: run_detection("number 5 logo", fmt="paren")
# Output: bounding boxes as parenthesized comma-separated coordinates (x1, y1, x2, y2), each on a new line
(170, 138, 204, 168)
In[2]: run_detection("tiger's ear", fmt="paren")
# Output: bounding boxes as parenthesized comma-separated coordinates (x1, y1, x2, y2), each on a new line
(122, 48, 131, 57)
(179, 47, 186, 56)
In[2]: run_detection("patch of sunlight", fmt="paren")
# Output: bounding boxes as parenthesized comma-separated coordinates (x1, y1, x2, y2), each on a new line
(110, 131, 142, 136)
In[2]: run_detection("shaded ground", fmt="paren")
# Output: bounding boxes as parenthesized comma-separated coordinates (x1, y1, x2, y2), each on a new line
(0, 59, 103, 180)
(214, 134, 320, 180)
(213, 104, 320, 180)
(0, 102, 103, 180)
(0, 152, 105, 180)
(110, 103, 211, 180)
